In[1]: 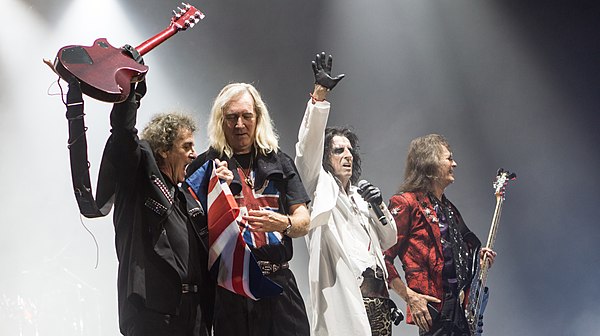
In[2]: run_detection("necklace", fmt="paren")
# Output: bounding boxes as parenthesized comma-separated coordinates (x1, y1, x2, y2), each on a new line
(232, 153, 254, 188)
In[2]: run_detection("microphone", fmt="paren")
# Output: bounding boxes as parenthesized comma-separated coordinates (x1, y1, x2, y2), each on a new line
(357, 180, 388, 225)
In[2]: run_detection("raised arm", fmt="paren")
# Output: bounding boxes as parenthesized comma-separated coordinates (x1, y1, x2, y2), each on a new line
(295, 52, 345, 195)
(107, 46, 147, 174)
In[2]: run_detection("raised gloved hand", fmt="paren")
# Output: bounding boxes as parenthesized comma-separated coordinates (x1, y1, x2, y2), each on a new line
(357, 180, 383, 205)
(312, 52, 345, 90)
(121, 44, 147, 105)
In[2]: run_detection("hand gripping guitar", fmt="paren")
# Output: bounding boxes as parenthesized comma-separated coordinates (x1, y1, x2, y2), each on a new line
(466, 168, 516, 336)
(47, 3, 204, 102)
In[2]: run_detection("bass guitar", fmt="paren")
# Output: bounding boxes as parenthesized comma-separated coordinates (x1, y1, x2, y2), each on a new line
(47, 3, 204, 102)
(466, 168, 516, 335)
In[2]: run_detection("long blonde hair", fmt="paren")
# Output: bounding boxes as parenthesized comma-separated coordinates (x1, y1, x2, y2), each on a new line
(207, 83, 279, 157)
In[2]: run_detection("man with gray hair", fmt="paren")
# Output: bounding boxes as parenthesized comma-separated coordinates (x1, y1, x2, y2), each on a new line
(185, 83, 311, 336)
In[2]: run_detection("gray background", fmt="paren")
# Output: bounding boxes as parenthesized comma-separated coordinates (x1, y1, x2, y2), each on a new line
(1, 0, 599, 335)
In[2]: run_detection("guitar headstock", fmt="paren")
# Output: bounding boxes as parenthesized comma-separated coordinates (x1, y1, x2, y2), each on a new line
(493, 168, 516, 199)
(171, 3, 205, 31)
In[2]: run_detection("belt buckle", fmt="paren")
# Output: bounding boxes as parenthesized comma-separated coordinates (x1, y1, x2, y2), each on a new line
(258, 261, 272, 275)
(182, 283, 198, 294)
(258, 261, 288, 275)
(375, 268, 385, 280)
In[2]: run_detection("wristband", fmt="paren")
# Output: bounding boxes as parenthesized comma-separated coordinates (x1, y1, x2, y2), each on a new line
(310, 92, 325, 104)
(283, 215, 293, 235)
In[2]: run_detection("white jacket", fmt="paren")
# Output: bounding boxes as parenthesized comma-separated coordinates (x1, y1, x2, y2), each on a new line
(295, 100, 397, 336)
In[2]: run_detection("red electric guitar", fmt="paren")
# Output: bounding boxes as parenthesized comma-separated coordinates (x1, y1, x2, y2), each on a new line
(49, 3, 204, 102)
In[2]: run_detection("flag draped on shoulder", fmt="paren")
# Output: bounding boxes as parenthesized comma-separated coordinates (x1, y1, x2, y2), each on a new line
(185, 160, 283, 300)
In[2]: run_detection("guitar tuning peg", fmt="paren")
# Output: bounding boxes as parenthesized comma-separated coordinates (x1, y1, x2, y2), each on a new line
(182, 2, 190, 9)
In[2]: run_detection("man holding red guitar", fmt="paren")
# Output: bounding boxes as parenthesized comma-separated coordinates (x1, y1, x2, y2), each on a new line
(99, 65, 233, 335)
(51, 5, 231, 335)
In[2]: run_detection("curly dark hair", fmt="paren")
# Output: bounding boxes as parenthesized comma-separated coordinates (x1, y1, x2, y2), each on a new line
(323, 126, 362, 186)
(140, 113, 197, 162)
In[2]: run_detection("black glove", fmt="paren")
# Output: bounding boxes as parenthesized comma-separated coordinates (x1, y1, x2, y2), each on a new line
(358, 180, 383, 205)
(122, 44, 144, 65)
(121, 44, 147, 106)
(312, 52, 345, 90)
(133, 79, 147, 105)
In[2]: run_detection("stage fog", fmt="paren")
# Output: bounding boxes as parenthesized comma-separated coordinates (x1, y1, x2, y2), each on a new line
(1, 0, 599, 335)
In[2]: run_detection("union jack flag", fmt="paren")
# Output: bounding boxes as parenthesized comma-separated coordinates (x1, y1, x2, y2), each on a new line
(234, 168, 285, 249)
(186, 160, 282, 300)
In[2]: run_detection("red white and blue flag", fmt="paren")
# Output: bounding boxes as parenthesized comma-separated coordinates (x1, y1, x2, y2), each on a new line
(186, 160, 282, 300)
(234, 168, 285, 249)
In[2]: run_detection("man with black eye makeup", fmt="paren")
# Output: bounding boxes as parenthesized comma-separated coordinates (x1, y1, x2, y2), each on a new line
(294, 52, 399, 336)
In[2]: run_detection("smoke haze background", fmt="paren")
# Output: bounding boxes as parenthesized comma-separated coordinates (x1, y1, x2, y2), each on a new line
(1, 0, 599, 335)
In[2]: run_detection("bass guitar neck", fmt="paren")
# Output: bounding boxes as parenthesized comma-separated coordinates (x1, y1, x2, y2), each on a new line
(466, 168, 516, 336)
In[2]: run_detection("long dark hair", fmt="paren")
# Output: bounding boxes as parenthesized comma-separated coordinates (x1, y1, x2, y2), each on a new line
(399, 134, 450, 194)
(323, 126, 362, 186)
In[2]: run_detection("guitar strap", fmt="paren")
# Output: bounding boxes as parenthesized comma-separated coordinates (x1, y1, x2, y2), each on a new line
(62, 44, 146, 218)
(65, 78, 116, 218)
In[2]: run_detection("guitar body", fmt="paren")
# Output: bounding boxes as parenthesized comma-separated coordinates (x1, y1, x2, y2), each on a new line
(466, 251, 490, 336)
(55, 38, 148, 103)
(50, 3, 204, 103)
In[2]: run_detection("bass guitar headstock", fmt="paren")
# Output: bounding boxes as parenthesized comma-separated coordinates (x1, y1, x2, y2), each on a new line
(171, 3, 205, 31)
(493, 168, 516, 199)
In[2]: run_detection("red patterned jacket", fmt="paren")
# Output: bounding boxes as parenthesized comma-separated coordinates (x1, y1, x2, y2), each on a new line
(383, 192, 480, 324)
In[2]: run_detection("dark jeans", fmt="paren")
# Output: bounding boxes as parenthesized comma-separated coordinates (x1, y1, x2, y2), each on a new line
(124, 293, 209, 336)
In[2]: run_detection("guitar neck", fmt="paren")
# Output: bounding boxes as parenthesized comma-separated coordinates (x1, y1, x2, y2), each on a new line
(485, 195, 504, 250)
(134, 4, 204, 56)
(478, 195, 504, 281)
(135, 26, 179, 56)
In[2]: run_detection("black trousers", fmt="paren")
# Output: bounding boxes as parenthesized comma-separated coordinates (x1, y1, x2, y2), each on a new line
(124, 293, 209, 336)
(213, 269, 309, 336)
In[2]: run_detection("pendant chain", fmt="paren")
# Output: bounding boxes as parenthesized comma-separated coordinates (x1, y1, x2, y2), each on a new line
(232, 154, 254, 188)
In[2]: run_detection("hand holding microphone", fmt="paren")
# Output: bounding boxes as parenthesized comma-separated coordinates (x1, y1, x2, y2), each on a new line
(357, 180, 388, 225)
